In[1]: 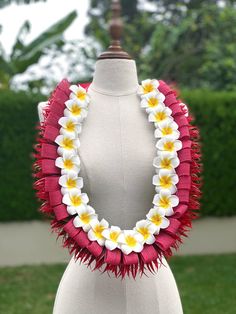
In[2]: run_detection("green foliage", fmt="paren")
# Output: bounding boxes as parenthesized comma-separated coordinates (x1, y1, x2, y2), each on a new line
(0, 89, 43, 221)
(142, 4, 236, 90)
(0, 88, 236, 221)
(182, 89, 236, 216)
(0, 10, 77, 89)
(85, 1, 236, 91)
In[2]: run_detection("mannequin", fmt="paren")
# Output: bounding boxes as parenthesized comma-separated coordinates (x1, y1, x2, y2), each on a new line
(38, 2, 184, 312)
(38, 58, 183, 314)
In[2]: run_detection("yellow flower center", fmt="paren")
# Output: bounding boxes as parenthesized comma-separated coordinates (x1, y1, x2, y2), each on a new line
(148, 97, 158, 108)
(94, 224, 106, 239)
(163, 141, 174, 152)
(80, 212, 91, 225)
(160, 158, 172, 169)
(160, 175, 172, 189)
(71, 104, 82, 116)
(65, 120, 76, 132)
(154, 111, 167, 122)
(143, 83, 155, 94)
(70, 195, 82, 207)
(110, 231, 120, 242)
(63, 159, 74, 170)
(125, 235, 137, 247)
(76, 90, 86, 101)
(137, 227, 150, 240)
(150, 214, 162, 226)
(159, 196, 171, 209)
(61, 138, 74, 150)
(161, 126, 173, 136)
(66, 178, 77, 189)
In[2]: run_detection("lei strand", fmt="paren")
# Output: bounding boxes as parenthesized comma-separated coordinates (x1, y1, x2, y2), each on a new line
(54, 79, 182, 255)
(33, 78, 201, 279)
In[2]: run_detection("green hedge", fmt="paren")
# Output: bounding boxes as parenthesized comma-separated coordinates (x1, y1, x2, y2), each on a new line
(0, 90, 43, 221)
(0, 89, 235, 221)
(182, 89, 236, 216)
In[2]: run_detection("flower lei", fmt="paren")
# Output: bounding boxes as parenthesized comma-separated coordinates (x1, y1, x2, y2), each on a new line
(34, 78, 201, 279)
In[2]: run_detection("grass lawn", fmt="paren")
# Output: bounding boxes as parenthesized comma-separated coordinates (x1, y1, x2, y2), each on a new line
(0, 254, 235, 314)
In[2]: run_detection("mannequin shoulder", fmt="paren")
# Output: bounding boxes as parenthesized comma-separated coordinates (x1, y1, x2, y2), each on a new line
(37, 101, 48, 123)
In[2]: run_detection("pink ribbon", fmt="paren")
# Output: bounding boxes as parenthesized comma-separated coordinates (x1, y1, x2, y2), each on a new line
(41, 143, 57, 159)
(173, 204, 188, 218)
(175, 115, 188, 127)
(87, 241, 103, 257)
(182, 140, 192, 149)
(41, 159, 60, 175)
(177, 176, 191, 190)
(44, 125, 59, 142)
(49, 190, 62, 206)
(166, 218, 181, 235)
(169, 103, 184, 116)
(158, 81, 171, 95)
(155, 233, 175, 251)
(50, 100, 65, 116)
(178, 148, 192, 162)
(45, 112, 61, 128)
(140, 244, 158, 263)
(176, 189, 190, 204)
(74, 229, 90, 248)
(164, 94, 178, 107)
(63, 219, 81, 238)
(176, 163, 190, 176)
(104, 248, 121, 265)
(53, 204, 69, 221)
(44, 176, 60, 192)
(123, 252, 139, 265)
(179, 126, 190, 139)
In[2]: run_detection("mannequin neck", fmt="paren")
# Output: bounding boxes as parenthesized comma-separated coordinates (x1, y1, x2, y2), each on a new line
(89, 59, 140, 96)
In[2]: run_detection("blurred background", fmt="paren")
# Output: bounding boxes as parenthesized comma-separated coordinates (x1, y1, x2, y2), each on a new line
(0, 0, 235, 313)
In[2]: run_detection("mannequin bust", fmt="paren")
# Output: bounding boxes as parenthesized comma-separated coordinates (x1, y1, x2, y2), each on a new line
(37, 2, 183, 312)
(38, 58, 183, 314)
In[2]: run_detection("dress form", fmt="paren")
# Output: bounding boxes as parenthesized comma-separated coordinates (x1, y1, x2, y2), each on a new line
(38, 58, 183, 314)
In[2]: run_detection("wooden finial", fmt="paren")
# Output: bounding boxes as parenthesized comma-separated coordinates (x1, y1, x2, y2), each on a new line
(97, 0, 131, 60)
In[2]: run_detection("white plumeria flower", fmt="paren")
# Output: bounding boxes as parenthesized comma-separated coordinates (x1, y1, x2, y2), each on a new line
(102, 226, 122, 251)
(137, 79, 159, 96)
(146, 207, 170, 234)
(153, 151, 180, 171)
(117, 230, 144, 255)
(148, 106, 173, 125)
(59, 117, 82, 136)
(69, 84, 90, 104)
(62, 190, 89, 215)
(141, 91, 165, 113)
(88, 218, 109, 246)
(55, 134, 80, 156)
(153, 169, 179, 193)
(59, 173, 83, 195)
(134, 219, 157, 245)
(154, 120, 180, 140)
(55, 151, 80, 174)
(64, 99, 88, 122)
(153, 190, 179, 216)
(156, 137, 182, 153)
(73, 205, 97, 232)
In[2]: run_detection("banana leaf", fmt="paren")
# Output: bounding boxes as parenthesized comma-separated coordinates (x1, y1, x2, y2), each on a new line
(10, 10, 77, 74)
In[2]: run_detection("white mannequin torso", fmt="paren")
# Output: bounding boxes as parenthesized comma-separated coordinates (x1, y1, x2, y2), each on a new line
(38, 59, 183, 314)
